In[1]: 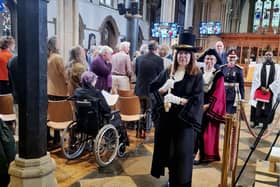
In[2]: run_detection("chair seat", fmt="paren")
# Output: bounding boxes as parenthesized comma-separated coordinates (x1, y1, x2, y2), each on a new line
(120, 114, 144, 122)
(47, 121, 73, 130)
(0, 114, 16, 121)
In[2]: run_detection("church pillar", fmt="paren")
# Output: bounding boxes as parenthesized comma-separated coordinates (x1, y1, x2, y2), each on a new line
(184, 0, 194, 29)
(57, 0, 79, 62)
(8, 0, 57, 186)
(160, 0, 175, 23)
(160, 0, 176, 45)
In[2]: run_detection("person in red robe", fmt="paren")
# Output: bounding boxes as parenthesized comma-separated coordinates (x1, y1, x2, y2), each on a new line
(194, 48, 226, 164)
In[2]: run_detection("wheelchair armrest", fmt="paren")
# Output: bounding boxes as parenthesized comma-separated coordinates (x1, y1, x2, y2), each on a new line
(111, 110, 120, 115)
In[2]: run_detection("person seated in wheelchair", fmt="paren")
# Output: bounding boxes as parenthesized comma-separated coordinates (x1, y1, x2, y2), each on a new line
(71, 71, 111, 133)
(72, 71, 129, 155)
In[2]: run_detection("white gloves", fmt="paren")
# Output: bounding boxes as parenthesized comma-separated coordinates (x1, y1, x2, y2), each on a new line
(164, 93, 181, 105)
(160, 79, 175, 93)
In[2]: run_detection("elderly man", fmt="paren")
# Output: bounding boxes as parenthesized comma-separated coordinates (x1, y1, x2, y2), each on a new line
(249, 49, 280, 128)
(91, 46, 113, 92)
(215, 41, 227, 65)
(111, 41, 132, 93)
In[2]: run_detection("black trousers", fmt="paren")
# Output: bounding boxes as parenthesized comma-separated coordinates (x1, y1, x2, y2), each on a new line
(0, 81, 11, 94)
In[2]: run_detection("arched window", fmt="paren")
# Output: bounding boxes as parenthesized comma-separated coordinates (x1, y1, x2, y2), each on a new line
(253, 0, 280, 32)
(0, 4, 11, 36)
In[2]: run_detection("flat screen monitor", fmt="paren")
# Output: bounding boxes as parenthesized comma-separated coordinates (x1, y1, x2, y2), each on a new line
(151, 22, 179, 38)
(199, 21, 221, 35)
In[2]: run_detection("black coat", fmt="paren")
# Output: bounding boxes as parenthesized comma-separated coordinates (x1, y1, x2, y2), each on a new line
(150, 69, 204, 184)
(135, 52, 164, 97)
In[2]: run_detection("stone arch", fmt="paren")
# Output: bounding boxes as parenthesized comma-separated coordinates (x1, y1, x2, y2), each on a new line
(138, 26, 144, 49)
(79, 14, 85, 46)
(99, 16, 120, 49)
(3, 0, 16, 39)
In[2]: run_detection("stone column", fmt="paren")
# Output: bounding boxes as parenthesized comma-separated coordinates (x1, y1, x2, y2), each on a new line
(160, 0, 175, 23)
(8, 0, 57, 186)
(184, 0, 194, 29)
(57, 0, 79, 62)
(160, 0, 175, 45)
(125, 0, 141, 59)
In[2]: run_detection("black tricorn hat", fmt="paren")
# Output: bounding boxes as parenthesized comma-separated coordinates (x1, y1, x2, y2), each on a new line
(175, 32, 201, 52)
(197, 48, 223, 65)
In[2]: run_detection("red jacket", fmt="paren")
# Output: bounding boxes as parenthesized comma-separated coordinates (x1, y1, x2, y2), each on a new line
(0, 50, 13, 81)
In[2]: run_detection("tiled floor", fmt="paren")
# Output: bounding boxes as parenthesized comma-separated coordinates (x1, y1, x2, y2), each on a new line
(51, 87, 280, 187)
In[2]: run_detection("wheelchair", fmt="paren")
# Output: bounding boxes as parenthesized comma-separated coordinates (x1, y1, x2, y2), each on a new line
(61, 97, 129, 167)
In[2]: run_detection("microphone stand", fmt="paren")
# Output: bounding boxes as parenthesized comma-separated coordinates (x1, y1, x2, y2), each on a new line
(234, 122, 268, 186)
(234, 94, 280, 186)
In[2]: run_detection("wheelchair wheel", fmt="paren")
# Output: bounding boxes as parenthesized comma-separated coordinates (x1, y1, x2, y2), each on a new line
(61, 121, 87, 159)
(94, 124, 119, 167)
(117, 143, 126, 158)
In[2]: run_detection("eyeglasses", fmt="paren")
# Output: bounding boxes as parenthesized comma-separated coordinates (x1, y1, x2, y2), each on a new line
(265, 53, 272, 56)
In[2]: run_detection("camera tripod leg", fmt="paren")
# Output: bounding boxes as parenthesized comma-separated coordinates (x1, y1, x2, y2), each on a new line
(265, 129, 280, 161)
(234, 124, 268, 187)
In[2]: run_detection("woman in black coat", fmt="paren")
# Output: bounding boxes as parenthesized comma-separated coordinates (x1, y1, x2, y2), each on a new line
(150, 32, 204, 187)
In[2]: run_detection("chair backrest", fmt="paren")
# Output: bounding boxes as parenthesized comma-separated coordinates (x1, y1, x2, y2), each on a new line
(117, 89, 135, 97)
(118, 96, 141, 115)
(48, 100, 73, 122)
(0, 94, 14, 114)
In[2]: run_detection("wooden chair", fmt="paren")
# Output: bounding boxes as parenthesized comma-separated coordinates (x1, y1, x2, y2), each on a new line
(117, 89, 135, 97)
(0, 94, 17, 134)
(47, 100, 74, 148)
(117, 96, 145, 138)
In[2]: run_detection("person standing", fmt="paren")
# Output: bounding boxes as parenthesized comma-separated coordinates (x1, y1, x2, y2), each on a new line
(111, 41, 132, 93)
(47, 36, 68, 147)
(150, 32, 204, 187)
(0, 36, 15, 94)
(249, 49, 280, 128)
(91, 46, 113, 92)
(66, 45, 87, 95)
(215, 41, 227, 65)
(193, 49, 226, 164)
(135, 40, 164, 137)
(47, 36, 68, 100)
(159, 44, 172, 70)
(220, 49, 245, 114)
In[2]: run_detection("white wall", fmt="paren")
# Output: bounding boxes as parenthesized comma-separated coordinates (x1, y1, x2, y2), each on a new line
(47, 0, 150, 49)
(47, 0, 57, 37)
(79, 0, 127, 47)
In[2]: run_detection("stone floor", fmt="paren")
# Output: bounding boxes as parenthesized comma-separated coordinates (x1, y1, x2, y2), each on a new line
(50, 87, 280, 187)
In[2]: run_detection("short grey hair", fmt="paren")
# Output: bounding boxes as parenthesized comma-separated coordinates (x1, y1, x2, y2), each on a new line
(99, 45, 113, 55)
(119, 41, 130, 51)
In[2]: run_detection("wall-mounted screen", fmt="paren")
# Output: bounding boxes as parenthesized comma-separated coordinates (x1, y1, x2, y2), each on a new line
(151, 22, 179, 38)
(199, 21, 222, 35)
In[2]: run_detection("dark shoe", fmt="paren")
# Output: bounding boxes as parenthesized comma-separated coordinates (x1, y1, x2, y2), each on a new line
(193, 160, 201, 165)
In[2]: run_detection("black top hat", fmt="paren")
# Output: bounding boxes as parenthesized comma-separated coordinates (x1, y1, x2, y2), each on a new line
(175, 32, 200, 52)
(197, 48, 223, 65)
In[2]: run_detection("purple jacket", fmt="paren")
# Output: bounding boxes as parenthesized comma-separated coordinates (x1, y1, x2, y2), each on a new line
(90, 55, 112, 92)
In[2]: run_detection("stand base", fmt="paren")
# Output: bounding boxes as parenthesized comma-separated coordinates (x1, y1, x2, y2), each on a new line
(255, 160, 280, 187)
(8, 152, 57, 187)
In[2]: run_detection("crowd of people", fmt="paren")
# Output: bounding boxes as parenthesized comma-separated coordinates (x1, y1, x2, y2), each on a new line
(1, 32, 280, 187)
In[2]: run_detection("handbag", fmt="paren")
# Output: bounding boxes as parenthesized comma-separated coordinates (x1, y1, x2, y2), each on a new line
(254, 89, 272, 103)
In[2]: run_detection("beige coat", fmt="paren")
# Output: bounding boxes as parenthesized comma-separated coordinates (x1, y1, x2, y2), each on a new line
(47, 53, 68, 96)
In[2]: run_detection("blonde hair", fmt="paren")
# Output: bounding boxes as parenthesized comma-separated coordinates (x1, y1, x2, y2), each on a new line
(159, 44, 170, 57)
